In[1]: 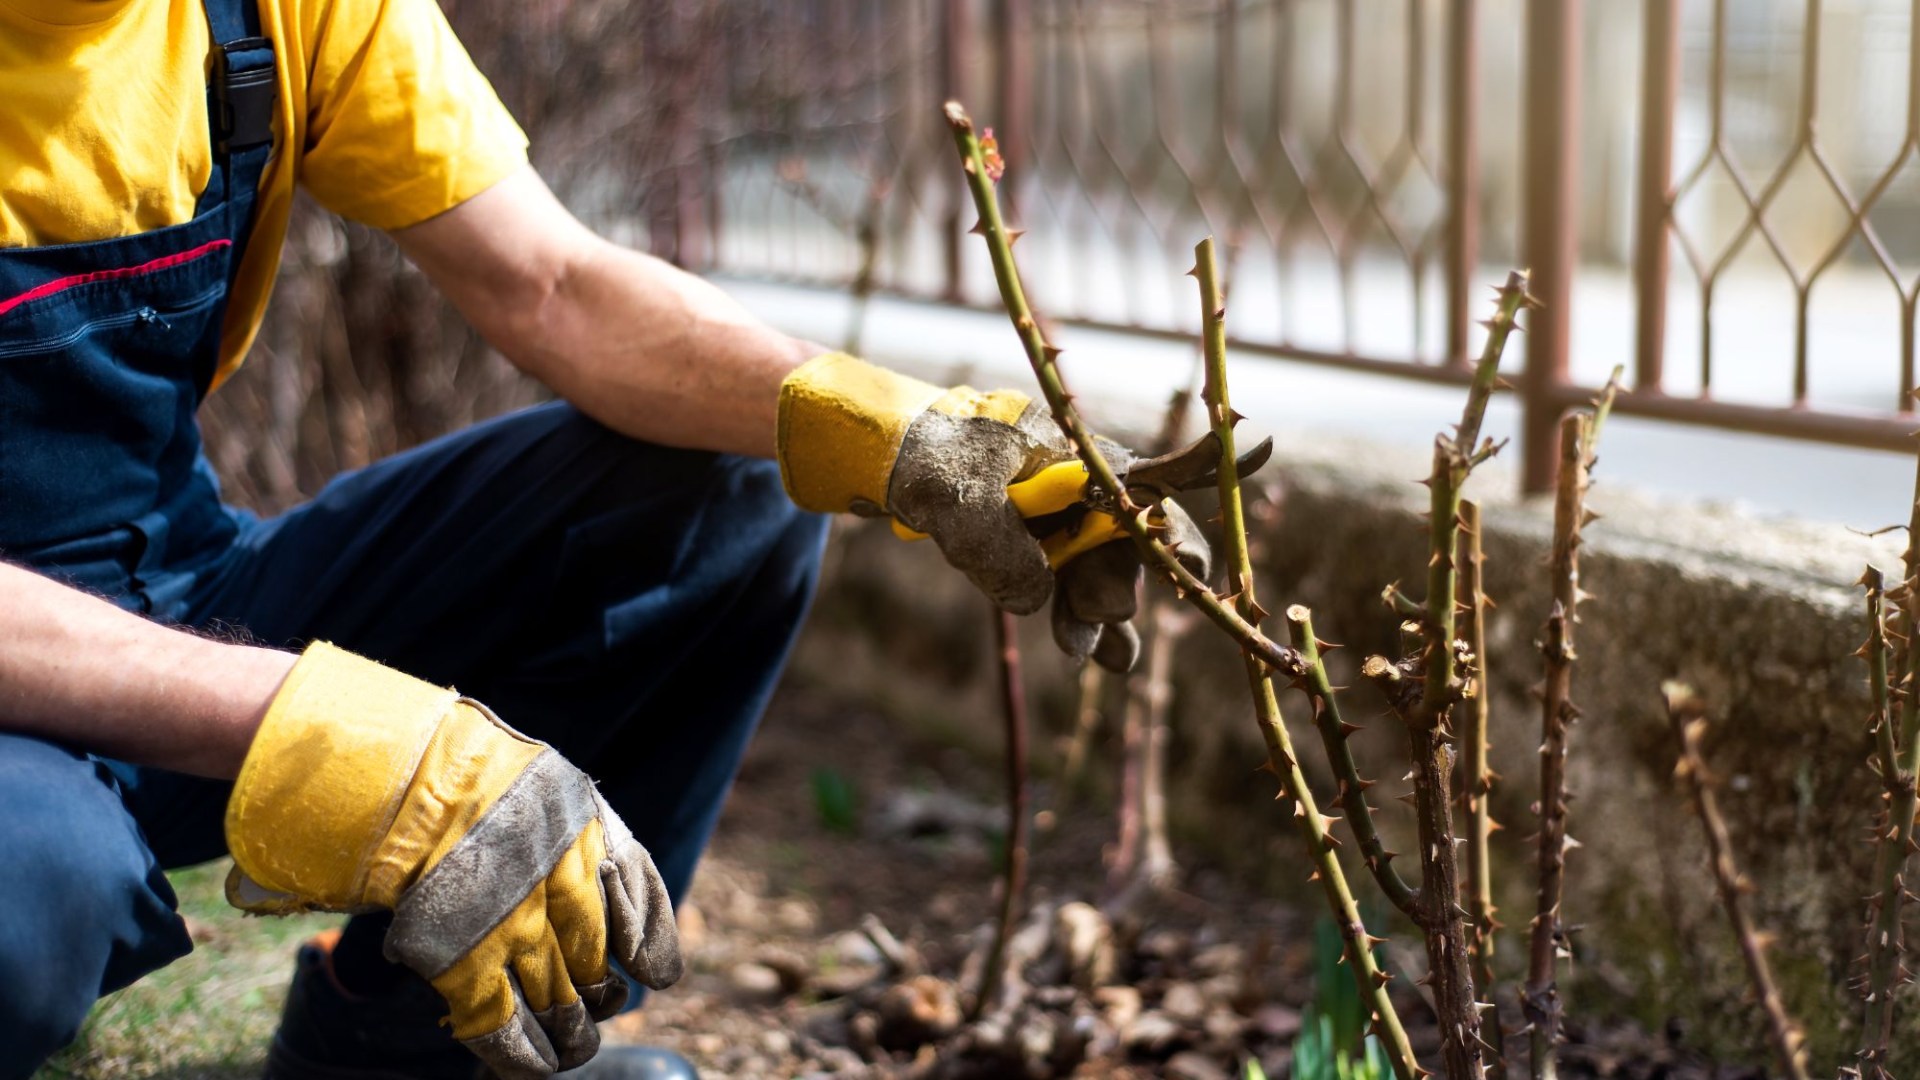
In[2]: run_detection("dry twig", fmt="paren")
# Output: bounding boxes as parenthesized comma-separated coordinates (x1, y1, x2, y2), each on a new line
(972, 608, 1031, 1020)
(1662, 684, 1810, 1080)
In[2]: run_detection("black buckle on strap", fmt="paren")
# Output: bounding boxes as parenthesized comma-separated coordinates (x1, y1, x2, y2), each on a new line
(213, 36, 277, 155)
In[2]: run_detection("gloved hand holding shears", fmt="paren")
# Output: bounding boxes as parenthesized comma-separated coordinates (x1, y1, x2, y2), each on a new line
(777, 352, 1270, 671)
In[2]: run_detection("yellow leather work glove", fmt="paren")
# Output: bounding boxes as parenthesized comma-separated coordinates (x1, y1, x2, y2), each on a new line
(225, 643, 681, 1079)
(777, 352, 1211, 671)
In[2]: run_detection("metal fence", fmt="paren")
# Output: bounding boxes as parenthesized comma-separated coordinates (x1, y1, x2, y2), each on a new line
(660, 0, 1920, 493)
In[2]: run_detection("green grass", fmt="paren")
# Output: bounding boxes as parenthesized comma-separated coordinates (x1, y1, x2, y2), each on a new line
(35, 860, 339, 1080)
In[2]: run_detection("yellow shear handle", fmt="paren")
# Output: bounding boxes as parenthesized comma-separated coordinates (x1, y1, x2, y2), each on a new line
(890, 461, 1131, 569)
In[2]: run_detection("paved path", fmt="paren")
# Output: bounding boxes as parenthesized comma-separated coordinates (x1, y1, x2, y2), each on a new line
(719, 275, 1916, 529)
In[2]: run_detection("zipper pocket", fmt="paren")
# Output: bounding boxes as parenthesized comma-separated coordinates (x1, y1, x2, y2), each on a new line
(0, 238, 232, 320)
(0, 282, 225, 360)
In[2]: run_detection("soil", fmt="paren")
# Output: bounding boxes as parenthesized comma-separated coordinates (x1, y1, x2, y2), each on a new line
(600, 680, 1754, 1080)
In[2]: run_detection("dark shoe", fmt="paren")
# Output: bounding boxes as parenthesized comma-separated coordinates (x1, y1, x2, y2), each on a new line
(266, 931, 699, 1080)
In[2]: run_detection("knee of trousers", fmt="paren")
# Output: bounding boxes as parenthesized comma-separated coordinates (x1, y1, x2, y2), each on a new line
(555, 407, 831, 598)
(0, 737, 191, 1076)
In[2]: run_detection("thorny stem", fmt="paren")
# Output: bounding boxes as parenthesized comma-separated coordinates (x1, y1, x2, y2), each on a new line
(1458, 499, 1505, 1079)
(973, 607, 1030, 1021)
(1523, 371, 1619, 1080)
(943, 101, 1307, 679)
(1858, 564, 1904, 1077)
(1859, 437, 1920, 1074)
(1394, 274, 1534, 1080)
(1193, 234, 1417, 1079)
(1524, 418, 1584, 1080)
(1285, 605, 1419, 918)
(1417, 271, 1533, 729)
(1663, 684, 1811, 1080)
(1410, 722, 1482, 1080)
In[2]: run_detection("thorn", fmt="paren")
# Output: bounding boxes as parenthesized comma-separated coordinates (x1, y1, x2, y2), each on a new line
(1005, 227, 1027, 246)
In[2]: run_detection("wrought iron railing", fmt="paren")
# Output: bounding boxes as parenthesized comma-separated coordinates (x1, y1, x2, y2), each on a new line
(660, 0, 1920, 493)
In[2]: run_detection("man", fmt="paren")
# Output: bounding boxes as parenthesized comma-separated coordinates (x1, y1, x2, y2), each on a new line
(0, 0, 1206, 1076)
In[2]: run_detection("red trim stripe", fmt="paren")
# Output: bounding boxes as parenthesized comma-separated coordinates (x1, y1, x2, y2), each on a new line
(0, 238, 233, 319)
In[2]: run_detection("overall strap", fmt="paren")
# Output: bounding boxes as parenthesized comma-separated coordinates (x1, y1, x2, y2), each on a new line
(195, 0, 276, 392)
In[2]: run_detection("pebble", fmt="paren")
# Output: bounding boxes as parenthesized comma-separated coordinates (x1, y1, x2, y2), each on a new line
(1052, 901, 1115, 988)
(756, 946, 812, 993)
(1191, 942, 1246, 976)
(760, 1030, 793, 1057)
(813, 964, 882, 999)
(726, 961, 786, 1006)
(1093, 984, 1142, 1029)
(774, 897, 819, 934)
(1252, 1002, 1303, 1040)
(1203, 1007, 1247, 1043)
(831, 929, 883, 966)
(1167, 1050, 1232, 1080)
(1120, 1009, 1183, 1053)
(1160, 981, 1208, 1023)
(1139, 928, 1192, 961)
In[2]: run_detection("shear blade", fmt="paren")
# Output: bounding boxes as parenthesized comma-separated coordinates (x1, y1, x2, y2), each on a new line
(1126, 433, 1273, 496)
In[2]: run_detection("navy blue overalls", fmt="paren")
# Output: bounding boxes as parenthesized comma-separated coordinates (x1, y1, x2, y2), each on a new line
(0, 0, 827, 1072)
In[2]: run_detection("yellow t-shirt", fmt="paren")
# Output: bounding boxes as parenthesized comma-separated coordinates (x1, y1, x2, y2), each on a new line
(0, 0, 529, 390)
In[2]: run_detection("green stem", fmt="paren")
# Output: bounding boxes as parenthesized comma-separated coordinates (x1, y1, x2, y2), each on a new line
(1416, 272, 1533, 729)
(943, 102, 1305, 677)
(1286, 605, 1419, 919)
(1394, 276, 1531, 1080)
(1193, 235, 1417, 1080)
(1454, 271, 1533, 459)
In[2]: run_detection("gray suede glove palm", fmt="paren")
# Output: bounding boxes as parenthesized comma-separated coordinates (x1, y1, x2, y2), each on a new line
(777, 352, 1212, 671)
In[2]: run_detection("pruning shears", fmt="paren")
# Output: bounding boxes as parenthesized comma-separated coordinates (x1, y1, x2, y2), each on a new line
(891, 431, 1275, 568)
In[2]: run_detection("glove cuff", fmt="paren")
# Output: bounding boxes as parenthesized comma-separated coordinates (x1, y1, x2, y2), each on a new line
(225, 641, 457, 911)
(776, 352, 945, 512)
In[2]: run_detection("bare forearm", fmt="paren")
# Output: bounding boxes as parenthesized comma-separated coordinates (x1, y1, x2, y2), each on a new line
(0, 563, 295, 778)
(396, 167, 817, 458)
(513, 240, 813, 457)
